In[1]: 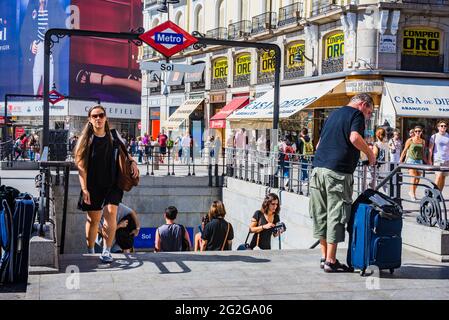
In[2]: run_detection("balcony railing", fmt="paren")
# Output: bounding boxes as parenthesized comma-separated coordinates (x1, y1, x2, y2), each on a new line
(321, 56, 344, 74)
(150, 85, 161, 94)
(402, 0, 449, 4)
(228, 20, 251, 40)
(206, 27, 228, 40)
(284, 65, 305, 79)
(233, 74, 251, 87)
(211, 78, 227, 90)
(144, 0, 158, 9)
(251, 12, 277, 34)
(401, 54, 444, 72)
(191, 81, 205, 92)
(311, 3, 340, 16)
(278, 2, 303, 27)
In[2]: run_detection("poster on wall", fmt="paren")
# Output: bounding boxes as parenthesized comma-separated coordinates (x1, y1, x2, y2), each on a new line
(69, 0, 142, 104)
(402, 28, 440, 56)
(212, 58, 228, 79)
(0, 0, 70, 101)
(286, 43, 305, 68)
(325, 32, 344, 59)
(259, 50, 276, 73)
(235, 53, 251, 76)
(379, 35, 397, 53)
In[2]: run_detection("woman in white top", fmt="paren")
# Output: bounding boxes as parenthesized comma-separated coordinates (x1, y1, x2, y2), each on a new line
(371, 128, 390, 189)
(388, 130, 403, 163)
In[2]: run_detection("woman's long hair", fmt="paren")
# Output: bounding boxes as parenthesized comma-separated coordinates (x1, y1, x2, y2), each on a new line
(208, 200, 227, 220)
(74, 105, 111, 170)
(261, 193, 280, 215)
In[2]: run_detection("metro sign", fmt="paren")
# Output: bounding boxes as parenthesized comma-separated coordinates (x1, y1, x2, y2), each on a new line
(48, 89, 65, 105)
(139, 21, 198, 58)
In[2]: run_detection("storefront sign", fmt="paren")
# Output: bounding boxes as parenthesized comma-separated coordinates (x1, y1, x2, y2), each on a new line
(402, 28, 440, 56)
(260, 50, 276, 73)
(212, 58, 228, 79)
(325, 32, 344, 59)
(210, 93, 226, 103)
(286, 43, 305, 68)
(69, 101, 141, 119)
(8, 100, 68, 117)
(150, 108, 160, 120)
(235, 53, 251, 76)
(346, 80, 384, 94)
(379, 35, 396, 53)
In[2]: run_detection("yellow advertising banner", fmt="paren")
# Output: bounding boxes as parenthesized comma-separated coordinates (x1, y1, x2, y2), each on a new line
(235, 54, 251, 76)
(213, 58, 228, 79)
(260, 50, 276, 73)
(325, 32, 344, 59)
(287, 43, 305, 68)
(402, 28, 440, 56)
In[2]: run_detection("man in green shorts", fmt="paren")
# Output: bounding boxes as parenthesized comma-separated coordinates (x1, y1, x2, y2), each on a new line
(309, 93, 376, 273)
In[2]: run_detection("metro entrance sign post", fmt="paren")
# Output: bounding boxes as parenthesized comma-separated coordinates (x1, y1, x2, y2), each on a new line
(139, 21, 198, 58)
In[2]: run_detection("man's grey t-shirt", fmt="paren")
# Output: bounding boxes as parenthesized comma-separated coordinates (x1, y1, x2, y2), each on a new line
(313, 106, 365, 174)
(430, 132, 449, 161)
(157, 224, 184, 252)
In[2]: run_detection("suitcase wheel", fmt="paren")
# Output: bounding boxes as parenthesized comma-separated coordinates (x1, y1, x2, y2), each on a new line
(389, 268, 394, 275)
(360, 269, 366, 277)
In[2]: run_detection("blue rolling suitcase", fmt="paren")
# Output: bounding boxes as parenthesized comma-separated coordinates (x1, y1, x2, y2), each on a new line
(0, 194, 36, 283)
(347, 189, 403, 276)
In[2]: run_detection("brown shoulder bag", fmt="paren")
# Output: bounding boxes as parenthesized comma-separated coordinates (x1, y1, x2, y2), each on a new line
(112, 130, 139, 192)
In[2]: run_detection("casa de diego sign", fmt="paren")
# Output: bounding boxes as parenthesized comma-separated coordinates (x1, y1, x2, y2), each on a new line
(139, 21, 198, 58)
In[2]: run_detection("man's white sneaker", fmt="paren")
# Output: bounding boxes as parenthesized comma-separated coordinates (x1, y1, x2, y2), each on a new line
(100, 249, 113, 263)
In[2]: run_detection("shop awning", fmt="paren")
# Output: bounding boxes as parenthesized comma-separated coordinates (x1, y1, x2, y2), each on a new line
(162, 98, 204, 131)
(228, 79, 343, 127)
(383, 77, 449, 117)
(209, 97, 249, 129)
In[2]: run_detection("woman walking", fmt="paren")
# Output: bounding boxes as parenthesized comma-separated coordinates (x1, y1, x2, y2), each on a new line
(249, 193, 282, 250)
(75, 105, 138, 263)
(400, 125, 426, 201)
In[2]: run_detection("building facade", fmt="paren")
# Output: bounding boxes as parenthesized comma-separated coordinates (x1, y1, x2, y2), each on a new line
(141, 0, 449, 147)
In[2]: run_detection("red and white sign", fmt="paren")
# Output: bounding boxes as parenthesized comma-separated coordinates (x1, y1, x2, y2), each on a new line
(138, 121, 142, 130)
(15, 127, 25, 139)
(139, 21, 198, 58)
(48, 90, 65, 105)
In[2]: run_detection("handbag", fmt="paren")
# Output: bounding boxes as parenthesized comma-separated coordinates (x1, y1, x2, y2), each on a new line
(237, 213, 262, 250)
(111, 130, 139, 192)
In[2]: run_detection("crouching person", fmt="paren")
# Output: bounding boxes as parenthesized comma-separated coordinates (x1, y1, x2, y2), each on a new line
(98, 203, 141, 253)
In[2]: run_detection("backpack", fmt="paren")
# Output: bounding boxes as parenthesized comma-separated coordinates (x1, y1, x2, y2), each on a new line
(167, 139, 174, 148)
(300, 138, 314, 155)
(284, 146, 294, 161)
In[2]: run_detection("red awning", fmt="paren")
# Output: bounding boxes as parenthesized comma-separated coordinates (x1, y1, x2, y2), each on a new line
(209, 97, 249, 129)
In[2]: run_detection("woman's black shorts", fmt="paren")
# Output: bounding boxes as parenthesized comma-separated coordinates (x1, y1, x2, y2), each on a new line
(78, 186, 123, 212)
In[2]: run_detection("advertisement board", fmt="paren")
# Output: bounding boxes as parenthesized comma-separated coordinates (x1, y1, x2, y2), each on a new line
(286, 43, 305, 68)
(259, 50, 276, 73)
(325, 32, 344, 59)
(69, 0, 143, 104)
(0, 0, 70, 99)
(235, 53, 251, 76)
(212, 57, 228, 79)
(402, 28, 440, 56)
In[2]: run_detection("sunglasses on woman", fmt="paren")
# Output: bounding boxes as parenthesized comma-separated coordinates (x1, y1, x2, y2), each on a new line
(415, 130, 422, 133)
(91, 113, 105, 119)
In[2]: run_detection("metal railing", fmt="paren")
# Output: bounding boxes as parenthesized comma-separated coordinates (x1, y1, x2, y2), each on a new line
(402, 0, 449, 4)
(311, 3, 340, 16)
(233, 73, 251, 87)
(210, 77, 228, 90)
(0, 139, 13, 165)
(401, 54, 444, 73)
(223, 147, 449, 231)
(191, 80, 206, 91)
(321, 56, 344, 74)
(284, 65, 305, 79)
(278, 2, 302, 27)
(228, 20, 251, 40)
(251, 12, 277, 34)
(206, 27, 228, 40)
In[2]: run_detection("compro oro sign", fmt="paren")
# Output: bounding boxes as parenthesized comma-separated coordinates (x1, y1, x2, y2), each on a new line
(213, 58, 228, 79)
(235, 54, 251, 76)
(259, 50, 276, 73)
(325, 32, 344, 59)
(9, 100, 68, 117)
(286, 43, 305, 68)
(402, 28, 441, 56)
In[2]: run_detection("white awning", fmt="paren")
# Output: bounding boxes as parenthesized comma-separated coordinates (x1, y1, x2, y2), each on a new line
(162, 98, 204, 131)
(228, 79, 344, 123)
(383, 77, 449, 117)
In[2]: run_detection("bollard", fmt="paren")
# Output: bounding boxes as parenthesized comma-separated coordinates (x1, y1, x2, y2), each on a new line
(208, 164, 212, 187)
(192, 152, 196, 176)
(215, 163, 219, 187)
(167, 150, 171, 176)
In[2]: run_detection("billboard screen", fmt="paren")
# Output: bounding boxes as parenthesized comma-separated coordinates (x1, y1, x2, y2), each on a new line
(0, 0, 70, 100)
(69, 0, 142, 104)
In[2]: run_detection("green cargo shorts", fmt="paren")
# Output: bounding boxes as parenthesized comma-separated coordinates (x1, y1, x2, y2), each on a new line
(309, 167, 354, 244)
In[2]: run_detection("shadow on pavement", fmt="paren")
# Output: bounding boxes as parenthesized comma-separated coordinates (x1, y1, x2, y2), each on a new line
(0, 282, 27, 293)
(58, 252, 271, 274)
(378, 263, 449, 280)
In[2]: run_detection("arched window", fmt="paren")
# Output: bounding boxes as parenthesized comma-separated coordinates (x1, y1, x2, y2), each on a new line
(216, 0, 225, 28)
(175, 11, 184, 29)
(194, 5, 204, 33)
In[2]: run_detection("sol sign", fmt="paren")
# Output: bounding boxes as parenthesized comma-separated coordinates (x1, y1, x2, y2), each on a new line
(287, 43, 305, 68)
(325, 32, 344, 59)
(402, 28, 440, 56)
(260, 50, 276, 73)
(213, 58, 228, 79)
(235, 54, 251, 76)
